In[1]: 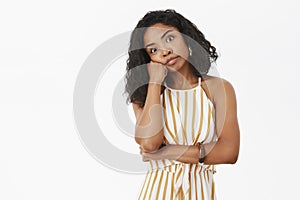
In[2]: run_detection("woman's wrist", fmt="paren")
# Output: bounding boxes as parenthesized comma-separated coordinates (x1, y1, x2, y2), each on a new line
(149, 79, 163, 85)
(197, 142, 206, 163)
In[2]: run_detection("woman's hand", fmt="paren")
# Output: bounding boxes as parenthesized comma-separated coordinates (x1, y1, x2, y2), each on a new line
(147, 61, 168, 84)
(139, 144, 201, 164)
(140, 145, 169, 161)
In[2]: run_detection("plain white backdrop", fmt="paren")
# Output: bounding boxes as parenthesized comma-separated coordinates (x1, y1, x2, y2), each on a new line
(1, 0, 299, 199)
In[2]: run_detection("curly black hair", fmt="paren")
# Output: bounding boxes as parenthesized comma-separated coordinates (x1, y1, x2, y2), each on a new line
(124, 9, 218, 108)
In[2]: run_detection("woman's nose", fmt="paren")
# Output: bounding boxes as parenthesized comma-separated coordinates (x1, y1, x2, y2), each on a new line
(161, 48, 173, 56)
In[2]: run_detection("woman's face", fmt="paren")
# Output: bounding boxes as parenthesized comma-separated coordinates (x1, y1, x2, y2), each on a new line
(143, 23, 190, 72)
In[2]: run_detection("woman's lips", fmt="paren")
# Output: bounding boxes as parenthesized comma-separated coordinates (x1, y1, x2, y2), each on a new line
(166, 56, 179, 66)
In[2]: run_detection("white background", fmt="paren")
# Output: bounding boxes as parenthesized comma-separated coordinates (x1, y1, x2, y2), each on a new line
(1, 0, 299, 199)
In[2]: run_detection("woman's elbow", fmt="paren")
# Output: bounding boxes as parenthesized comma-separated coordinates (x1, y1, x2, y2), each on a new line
(227, 155, 238, 164)
(135, 138, 160, 152)
(135, 130, 164, 152)
(226, 150, 239, 164)
(222, 139, 240, 164)
(141, 142, 160, 152)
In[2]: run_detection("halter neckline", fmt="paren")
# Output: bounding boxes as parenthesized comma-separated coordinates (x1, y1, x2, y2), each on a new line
(164, 77, 202, 92)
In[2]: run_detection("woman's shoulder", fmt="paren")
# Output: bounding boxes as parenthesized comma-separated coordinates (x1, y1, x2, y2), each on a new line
(202, 75, 231, 85)
(201, 75, 236, 104)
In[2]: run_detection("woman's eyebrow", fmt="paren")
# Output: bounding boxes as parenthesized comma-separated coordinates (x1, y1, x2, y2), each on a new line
(144, 30, 174, 48)
(145, 42, 155, 48)
(161, 30, 173, 39)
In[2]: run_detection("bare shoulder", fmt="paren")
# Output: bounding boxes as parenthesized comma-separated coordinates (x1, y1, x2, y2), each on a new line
(201, 75, 236, 104)
(202, 75, 234, 88)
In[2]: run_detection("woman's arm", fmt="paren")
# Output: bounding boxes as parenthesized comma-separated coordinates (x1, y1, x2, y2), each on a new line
(133, 62, 168, 153)
(133, 84, 164, 153)
(202, 78, 240, 164)
(141, 144, 200, 164)
(141, 78, 240, 164)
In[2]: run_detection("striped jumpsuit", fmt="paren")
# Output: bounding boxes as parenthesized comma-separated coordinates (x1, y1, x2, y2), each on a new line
(138, 78, 218, 200)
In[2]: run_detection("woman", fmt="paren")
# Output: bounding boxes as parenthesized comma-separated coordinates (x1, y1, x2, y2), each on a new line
(125, 9, 240, 200)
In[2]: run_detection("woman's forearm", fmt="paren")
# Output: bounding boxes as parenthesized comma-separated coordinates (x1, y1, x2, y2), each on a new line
(201, 139, 239, 165)
(166, 144, 200, 164)
(147, 140, 239, 165)
(135, 83, 164, 152)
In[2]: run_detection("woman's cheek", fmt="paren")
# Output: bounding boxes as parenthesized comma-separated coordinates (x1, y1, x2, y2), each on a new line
(150, 56, 162, 64)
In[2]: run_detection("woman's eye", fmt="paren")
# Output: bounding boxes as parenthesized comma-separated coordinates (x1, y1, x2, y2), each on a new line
(166, 35, 174, 43)
(150, 47, 157, 54)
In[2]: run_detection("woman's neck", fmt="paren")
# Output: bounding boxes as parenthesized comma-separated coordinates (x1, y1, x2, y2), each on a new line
(165, 70, 199, 90)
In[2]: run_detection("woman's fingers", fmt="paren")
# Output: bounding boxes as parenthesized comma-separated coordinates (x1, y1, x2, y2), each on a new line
(140, 146, 149, 161)
(147, 61, 168, 84)
(142, 152, 150, 162)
